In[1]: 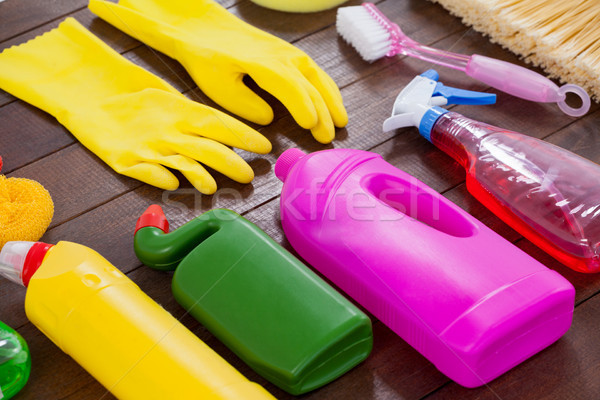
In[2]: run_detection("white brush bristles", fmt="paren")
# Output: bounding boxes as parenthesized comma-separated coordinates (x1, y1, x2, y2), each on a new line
(336, 5, 394, 62)
(430, 0, 600, 101)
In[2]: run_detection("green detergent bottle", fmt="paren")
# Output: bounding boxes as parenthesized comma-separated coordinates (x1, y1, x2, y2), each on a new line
(134, 206, 373, 395)
(0, 321, 31, 399)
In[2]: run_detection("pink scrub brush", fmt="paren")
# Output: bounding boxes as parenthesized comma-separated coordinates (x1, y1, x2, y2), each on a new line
(336, 2, 590, 117)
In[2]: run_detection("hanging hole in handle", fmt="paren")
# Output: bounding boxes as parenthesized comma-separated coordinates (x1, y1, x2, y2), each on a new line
(557, 84, 590, 117)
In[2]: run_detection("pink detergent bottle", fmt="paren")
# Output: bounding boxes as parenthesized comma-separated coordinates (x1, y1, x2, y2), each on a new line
(275, 147, 575, 388)
(383, 69, 600, 273)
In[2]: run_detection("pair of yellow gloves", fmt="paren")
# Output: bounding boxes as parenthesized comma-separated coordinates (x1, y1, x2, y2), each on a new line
(0, 0, 347, 194)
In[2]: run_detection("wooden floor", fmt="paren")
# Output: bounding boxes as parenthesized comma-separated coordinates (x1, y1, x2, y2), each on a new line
(2, 0, 600, 399)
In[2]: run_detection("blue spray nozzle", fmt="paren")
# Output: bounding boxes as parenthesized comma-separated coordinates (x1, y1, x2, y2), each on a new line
(433, 82, 496, 105)
(420, 69, 440, 81)
(420, 69, 496, 105)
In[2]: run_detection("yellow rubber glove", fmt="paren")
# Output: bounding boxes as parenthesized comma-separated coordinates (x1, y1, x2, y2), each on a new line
(88, 0, 348, 144)
(0, 18, 271, 194)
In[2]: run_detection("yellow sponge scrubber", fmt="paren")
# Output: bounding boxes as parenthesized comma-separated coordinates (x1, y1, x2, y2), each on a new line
(250, 0, 348, 13)
(0, 158, 54, 249)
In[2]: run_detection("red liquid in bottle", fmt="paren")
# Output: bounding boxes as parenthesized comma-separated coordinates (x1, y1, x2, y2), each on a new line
(431, 112, 600, 272)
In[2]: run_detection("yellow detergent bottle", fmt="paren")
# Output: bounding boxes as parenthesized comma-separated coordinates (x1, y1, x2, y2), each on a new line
(0, 240, 275, 400)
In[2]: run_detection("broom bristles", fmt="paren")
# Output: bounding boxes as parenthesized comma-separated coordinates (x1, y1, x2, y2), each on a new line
(430, 0, 600, 101)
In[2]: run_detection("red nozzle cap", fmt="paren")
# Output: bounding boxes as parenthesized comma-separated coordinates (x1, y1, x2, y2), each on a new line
(0, 156, 3, 173)
(275, 148, 306, 182)
(135, 205, 169, 235)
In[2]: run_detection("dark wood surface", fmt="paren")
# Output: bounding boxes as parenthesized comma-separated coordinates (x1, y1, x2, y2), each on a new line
(2, 0, 600, 399)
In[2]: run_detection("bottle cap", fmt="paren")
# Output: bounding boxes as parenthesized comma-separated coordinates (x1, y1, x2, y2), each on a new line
(275, 148, 306, 182)
(0, 241, 53, 287)
(418, 106, 449, 142)
(135, 205, 169, 234)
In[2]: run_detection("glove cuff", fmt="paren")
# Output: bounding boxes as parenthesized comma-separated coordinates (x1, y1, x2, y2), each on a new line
(0, 18, 178, 116)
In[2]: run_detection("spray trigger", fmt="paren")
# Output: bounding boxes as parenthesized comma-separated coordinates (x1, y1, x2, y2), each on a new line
(383, 69, 496, 133)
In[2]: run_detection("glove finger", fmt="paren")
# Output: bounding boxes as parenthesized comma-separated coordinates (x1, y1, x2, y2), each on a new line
(300, 58, 348, 128)
(169, 136, 256, 184)
(159, 154, 218, 195)
(197, 71, 275, 126)
(303, 81, 335, 144)
(247, 63, 319, 130)
(178, 104, 272, 154)
(119, 162, 180, 191)
(89, 0, 172, 42)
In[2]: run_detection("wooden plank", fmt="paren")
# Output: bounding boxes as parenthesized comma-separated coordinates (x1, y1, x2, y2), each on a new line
(0, 0, 87, 43)
(3, 0, 600, 398)
(0, 102, 72, 174)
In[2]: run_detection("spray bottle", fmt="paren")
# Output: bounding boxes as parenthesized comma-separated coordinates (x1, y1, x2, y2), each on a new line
(0, 241, 274, 400)
(0, 321, 30, 400)
(383, 69, 600, 273)
(275, 147, 575, 387)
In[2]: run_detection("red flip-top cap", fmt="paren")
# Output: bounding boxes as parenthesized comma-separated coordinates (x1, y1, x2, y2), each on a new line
(134, 205, 169, 235)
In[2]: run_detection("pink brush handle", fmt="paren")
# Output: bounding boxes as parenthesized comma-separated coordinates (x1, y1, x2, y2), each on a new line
(466, 55, 562, 102)
(466, 55, 590, 117)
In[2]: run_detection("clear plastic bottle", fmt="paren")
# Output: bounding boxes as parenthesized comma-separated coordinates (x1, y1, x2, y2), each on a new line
(431, 112, 600, 272)
(384, 70, 600, 273)
(0, 321, 31, 400)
